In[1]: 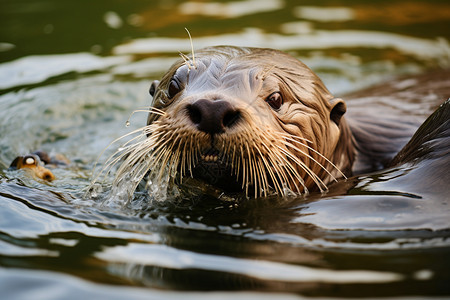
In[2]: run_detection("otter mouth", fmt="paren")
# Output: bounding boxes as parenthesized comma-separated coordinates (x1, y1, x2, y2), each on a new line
(190, 148, 243, 193)
(199, 148, 221, 163)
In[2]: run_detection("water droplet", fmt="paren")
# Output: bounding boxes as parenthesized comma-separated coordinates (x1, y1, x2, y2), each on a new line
(413, 269, 433, 280)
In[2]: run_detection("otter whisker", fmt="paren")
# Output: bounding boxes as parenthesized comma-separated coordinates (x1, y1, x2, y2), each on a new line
(109, 149, 154, 204)
(112, 126, 157, 152)
(244, 142, 254, 185)
(245, 156, 251, 196)
(231, 144, 237, 175)
(193, 135, 200, 168)
(235, 151, 241, 183)
(115, 140, 150, 170)
(254, 159, 264, 197)
(178, 33, 197, 70)
(258, 159, 270, 197)
(111, 122, 163, 150)
(90, 135, 151, 189)
(179, 137, 192, 182)
(239, 143, 245, 190)
(126, 108, 166, 126)
(280, 133, 346, 180)
(259, 154, 280, 196)
(260, 65, 276, 81)
(188, 138, 195, 177)
(269, 149, 304, 194)
(261, 138, 307, 193)
(257, 139, 290, 195)
(185, 27, 197, 69)
(259, 133, 306, 193)
(168, 146, 181, 183)
(253, 149, 270, 197)
(242, 154, 248, 193)
(254, 157, 265, 197)
(153, 144, 176, 179)
(244, 141, 257, 196)
(241, 154, 246, 192)
(147, 106, 167, 115)
(277, 145, 325, 190)
(179, 52, 192, 69)
(249, 149, 259, 198)
(115, 131, 170, 179)
(252, 136, 276, 196)
(277, 145, 327, 192)
(118, 142, 169, 189)
(282, 138, 339, 183)
(91, 124, 154, 181)
(280, 132, 345, 178)
(158, 135, 180, 179)
(278, 132, 313, 144)
(266, 153, 293, 195)
(180, 141, 187, 181)
(185, 136, 191, 177)
(100, 146, 137, 181)
(154, 147, 171, 180)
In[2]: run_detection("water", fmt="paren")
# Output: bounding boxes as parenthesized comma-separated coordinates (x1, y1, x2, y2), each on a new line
(1, 0, 450, 299)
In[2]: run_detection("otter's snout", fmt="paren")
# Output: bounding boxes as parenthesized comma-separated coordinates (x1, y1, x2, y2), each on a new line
(187, 99, 241, 134)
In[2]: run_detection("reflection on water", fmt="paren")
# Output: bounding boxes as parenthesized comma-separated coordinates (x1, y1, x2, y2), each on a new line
(179, 0, 284, 18)
(1, 0, 450, 299)
(113, 27, 449, 61)
(0, 53, 130, 89)
(294, 6, 355, 22)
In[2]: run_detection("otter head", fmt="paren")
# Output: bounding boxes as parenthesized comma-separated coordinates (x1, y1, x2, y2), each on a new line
(118, 46, 354, 198)
(9, 153, 55, 181)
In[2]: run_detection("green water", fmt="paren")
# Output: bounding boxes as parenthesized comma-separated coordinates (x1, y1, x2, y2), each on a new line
(1, 0, 449, 299)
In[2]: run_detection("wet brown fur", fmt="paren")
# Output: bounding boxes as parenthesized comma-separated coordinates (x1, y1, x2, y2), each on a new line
(105, 46, 447, 199)
(105, 46, 356, 198)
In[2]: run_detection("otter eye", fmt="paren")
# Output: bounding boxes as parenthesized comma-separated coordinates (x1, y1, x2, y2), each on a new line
(265, 92, 283, 110)
(24, 156, 36, 165)
(168, 79, 181, 99)
(149, 80, 159, 97)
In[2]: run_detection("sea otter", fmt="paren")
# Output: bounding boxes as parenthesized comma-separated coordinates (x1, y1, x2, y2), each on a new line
(106, 46, 447, 199)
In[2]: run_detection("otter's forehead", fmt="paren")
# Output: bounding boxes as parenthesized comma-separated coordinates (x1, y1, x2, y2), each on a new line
(174, 54, 269, 96)
(154, 46, 332, 112)
(168, 47, 318, 96)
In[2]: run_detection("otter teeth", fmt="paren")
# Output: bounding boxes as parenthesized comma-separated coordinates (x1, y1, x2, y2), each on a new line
(201, 154, 219, 162)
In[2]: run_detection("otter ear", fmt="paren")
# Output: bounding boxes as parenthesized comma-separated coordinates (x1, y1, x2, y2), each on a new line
(149, 80, 160, 97)
(9, 156, 23, 169)
(330, 98, 346, 126)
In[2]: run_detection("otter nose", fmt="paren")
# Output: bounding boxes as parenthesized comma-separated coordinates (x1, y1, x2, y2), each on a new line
(187, 99, 241, 134)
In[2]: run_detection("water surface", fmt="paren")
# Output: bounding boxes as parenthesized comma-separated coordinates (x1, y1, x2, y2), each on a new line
(1, 0, 450, 299)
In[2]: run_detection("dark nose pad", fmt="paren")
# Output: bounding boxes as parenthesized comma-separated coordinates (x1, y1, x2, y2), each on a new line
(187, 99, 241, 134)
